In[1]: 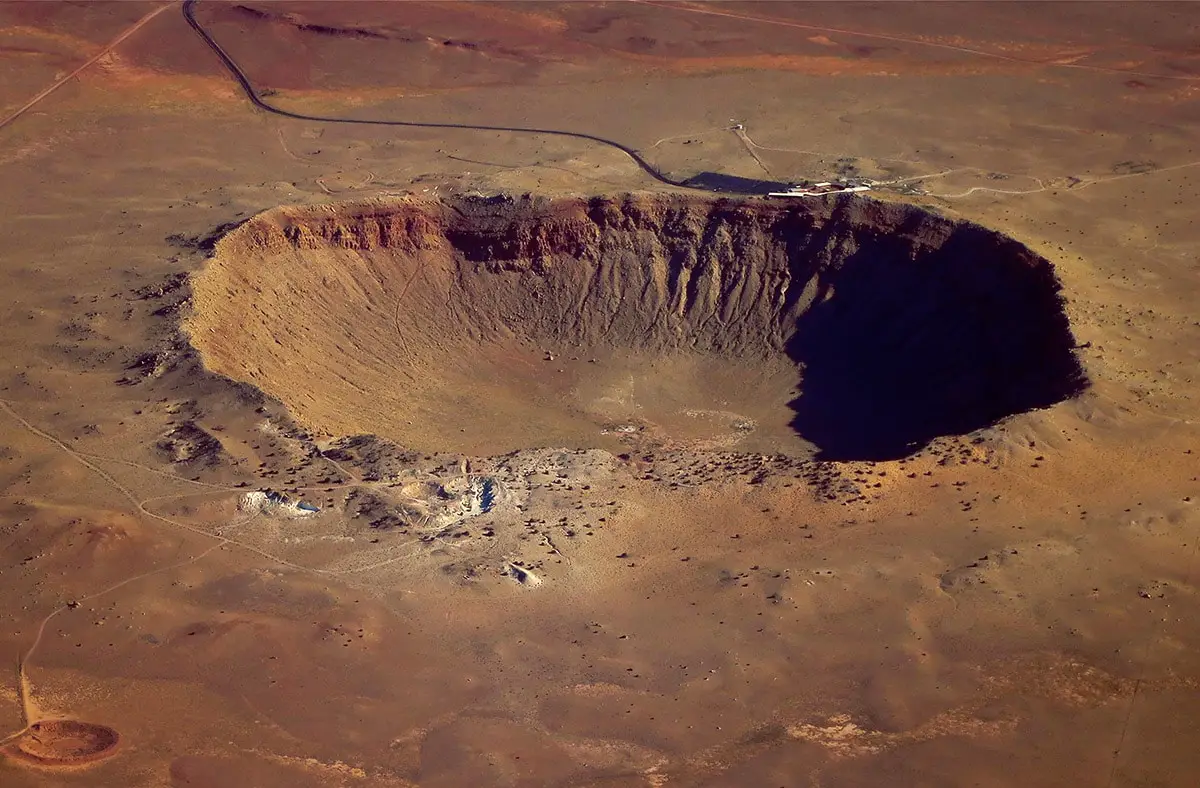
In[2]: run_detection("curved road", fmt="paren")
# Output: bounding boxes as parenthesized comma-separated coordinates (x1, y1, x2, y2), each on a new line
(182, 0, 698, 191)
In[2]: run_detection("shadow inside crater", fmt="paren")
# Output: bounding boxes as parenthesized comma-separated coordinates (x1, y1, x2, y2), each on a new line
(784, 223, 1089, 461)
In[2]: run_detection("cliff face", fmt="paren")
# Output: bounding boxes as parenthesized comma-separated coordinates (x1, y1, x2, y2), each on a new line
(190, 193, 1087, 459)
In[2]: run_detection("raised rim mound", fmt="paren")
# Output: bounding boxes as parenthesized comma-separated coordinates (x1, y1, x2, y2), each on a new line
(185, 192, 1089, 461)
(3, 720, 121, 767)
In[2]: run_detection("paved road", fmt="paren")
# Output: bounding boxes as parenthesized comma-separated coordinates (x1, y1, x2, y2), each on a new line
(182, 0, 705, 191)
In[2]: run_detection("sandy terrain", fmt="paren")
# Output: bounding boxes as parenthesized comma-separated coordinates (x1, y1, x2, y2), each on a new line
(0, 2, 1198, 786)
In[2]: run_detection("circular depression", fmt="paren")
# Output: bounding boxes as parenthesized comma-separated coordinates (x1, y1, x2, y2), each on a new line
(4, 720, 120, 767)
(185, 193, 1087, 461)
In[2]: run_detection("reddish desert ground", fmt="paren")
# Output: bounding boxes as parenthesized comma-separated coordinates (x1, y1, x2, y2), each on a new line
(1, 2, 1199, 786)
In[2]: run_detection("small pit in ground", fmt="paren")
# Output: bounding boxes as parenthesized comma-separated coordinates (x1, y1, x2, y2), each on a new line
(186, 193, 1086, 461)
(3, 720, 120, 766)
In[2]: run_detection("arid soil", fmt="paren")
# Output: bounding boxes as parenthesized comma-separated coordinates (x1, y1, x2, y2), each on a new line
(1, 2, 1199, 787)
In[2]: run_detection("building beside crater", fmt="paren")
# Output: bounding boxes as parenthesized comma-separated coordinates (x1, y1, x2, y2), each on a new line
(768, 181, 873, 198)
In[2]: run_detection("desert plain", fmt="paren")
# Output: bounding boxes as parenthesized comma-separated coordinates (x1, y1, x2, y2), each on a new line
(0, 2, 1199, 786)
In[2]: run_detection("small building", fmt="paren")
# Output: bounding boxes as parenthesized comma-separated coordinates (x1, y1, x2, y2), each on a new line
(767, 181, 872, 198)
